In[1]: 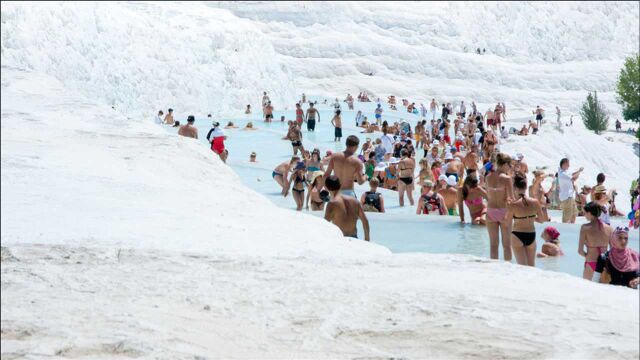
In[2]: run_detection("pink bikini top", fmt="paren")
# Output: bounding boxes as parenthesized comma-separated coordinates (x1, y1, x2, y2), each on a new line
(465, 197, 484, 207)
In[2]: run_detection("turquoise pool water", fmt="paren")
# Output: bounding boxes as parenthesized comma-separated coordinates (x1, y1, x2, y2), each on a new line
(168, 100, 639, 278)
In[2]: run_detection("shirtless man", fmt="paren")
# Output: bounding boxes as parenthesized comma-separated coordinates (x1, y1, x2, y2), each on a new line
(264, 101, 274, 122)
(443, 152, 464, 183)
(534, 106, 544, 128)
(438, 175, 459, 216)
(163, 108, 175, 125)
(331, 110, 343, 142)
(443, 119, 451, 144)
(273, 156, 300, 195)
(306, 102, 320, 131)
(178, 115, 198, 139)
(324, 175, 370, 241)
(463, 144, 480, 177)
(324, 135, 367, 198)
(528, 119, 539, 134)
(430, 99, 438, 120)
(484, 107, 494, 130)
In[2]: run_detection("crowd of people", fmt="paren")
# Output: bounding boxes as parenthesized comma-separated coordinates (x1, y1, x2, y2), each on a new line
(159, 91, 640, 289)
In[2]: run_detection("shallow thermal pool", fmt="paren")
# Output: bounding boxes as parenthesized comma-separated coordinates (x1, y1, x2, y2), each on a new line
(168, 99, 639, 279)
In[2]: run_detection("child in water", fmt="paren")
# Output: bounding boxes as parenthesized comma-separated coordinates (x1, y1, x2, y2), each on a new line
(537, 226, 563, 257)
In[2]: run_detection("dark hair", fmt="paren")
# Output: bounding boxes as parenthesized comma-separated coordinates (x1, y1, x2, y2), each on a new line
(583, 201, 602, 218)
(346, 135, 360, 148)
(462, 175, 478, 199)
(560, 158, 569, 168)
(513, 172, 527, 190)
(168, 108, 173, 112)
(335, 109, 341, 115)
(325, 175, 341, 191)
(187, 115, 195, 123)
(401, 149, 409, 158)
(596, 173, 605, 184)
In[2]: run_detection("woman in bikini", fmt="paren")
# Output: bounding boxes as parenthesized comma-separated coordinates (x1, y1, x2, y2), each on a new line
(485, 153, 514, 261)
(273, 156, 300, 195)
(508, 173, 545, 266)
(285, 162, 307, 211)
(397, 149, 416, 207)
(305, 149, 324, 182)
(305, 171, 326, 211)
(416, 158, 434, 185)
(578, 202, 613, 280)
(529, 170, 551, 222)
(458, 174, 487, 225)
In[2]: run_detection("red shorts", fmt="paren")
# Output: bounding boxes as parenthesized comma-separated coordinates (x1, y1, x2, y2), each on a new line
(443, 135, 451, 144)
(487, 118, 494, 126)
(212, 139, 225, 155)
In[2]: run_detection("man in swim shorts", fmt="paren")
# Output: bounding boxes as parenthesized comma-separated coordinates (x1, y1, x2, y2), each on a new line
(324, 135, 367, 198)
(306, 102, 319, 131)
(264, 101, 274, 122)
(324, 175, 370, 241)
(206, 121, 228, 163)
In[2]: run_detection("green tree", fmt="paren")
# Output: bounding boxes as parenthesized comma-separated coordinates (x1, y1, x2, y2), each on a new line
(581, 91, 609, 134)
(616, 54, 640, 122)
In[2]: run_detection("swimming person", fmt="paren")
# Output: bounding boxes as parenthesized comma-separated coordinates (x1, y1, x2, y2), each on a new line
(324, 135, 367, 198)
(508, 173, 545, 266)
(273, 156, 300, 195)
(416, 180, 447, 215)
(206, 121, 228, 163)
(324, 175, 370, 241)
(361, 178, 385, 213)
(537, 226, 563, 257)
(285, 161, 307, 211)
(594, 226, 640, 288)
(458, 174, 487, 225)
(177, 115, 198, 139)
(305, 102, 320, 131)
(397, 149, 416, 207)
(578, 202, 613, 280)
(485, 153, 514, 261)
(331, 109, 343, 142)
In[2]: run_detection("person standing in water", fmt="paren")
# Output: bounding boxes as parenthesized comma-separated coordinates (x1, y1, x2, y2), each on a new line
(374, 103, 383, 125)
(485, 153, 515, 261)
(305, 102, 320, 131)
(245, 104, 251, 114)
(273, 156, 300, 195)
(295, 103, 304, 126)
(284, 162, 307, 211)
(579, 202, 613, 280)
(206, 121, 228, 163)
(178, 115, 198, 139)
(439, 175, 459, 216)
(324, 175, 370, 241)
(264, 101, 274, 122)
(508, 173, 545, 267)
(361, 178, 385, 213)
(324, 135, 367, 198)
(458, 174, 487, 225)
(331, 109, 343, 142)
(289, 122, 304, 156)
(163, 108, 174, 125)
(397, 149, 416, 207)
(416, 181, 447, 215)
